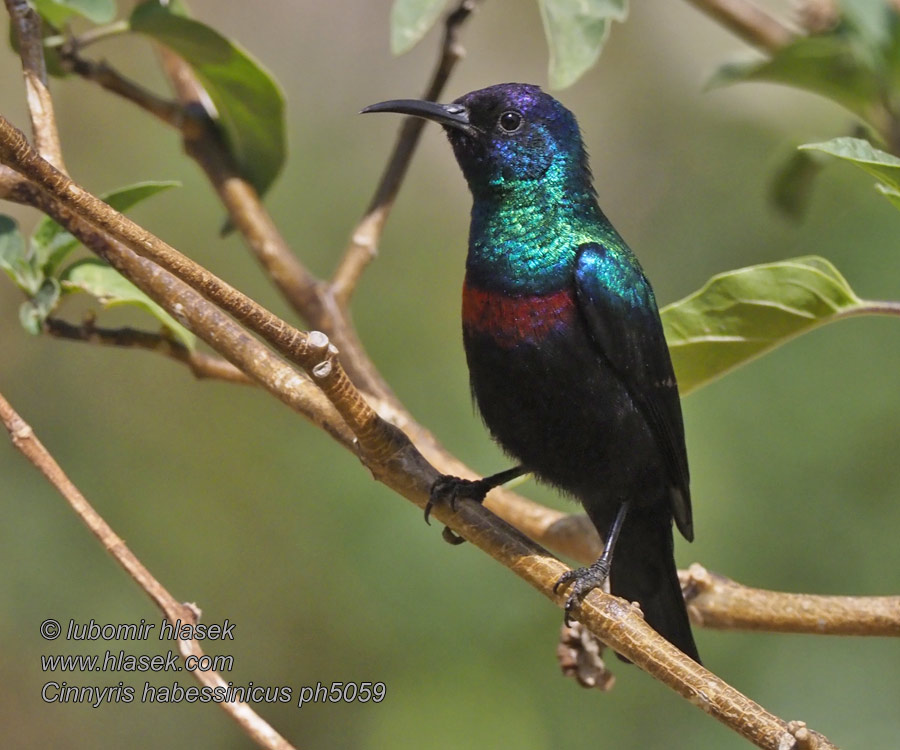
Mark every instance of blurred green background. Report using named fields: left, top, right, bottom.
left=2, top=1, right=899, bottom=748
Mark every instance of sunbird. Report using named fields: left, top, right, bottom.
left=363, top=83, right=700, bottom=662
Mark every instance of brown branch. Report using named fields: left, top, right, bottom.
left=5, top=0, right=66, bottom=170
left=0, top=389, right=296, bottom=750
left=681, top=0, right=795, bottom=52
left=330, top=0, right=478, bottom=307
left=682, top=564, right=900, bottom=636
left=44, top=316, right=253, bottom=384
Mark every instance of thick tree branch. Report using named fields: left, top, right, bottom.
left=682, top=565, right=900, bottom=636
left=5, top=0, right=66, bottom=170
left=331, top=0, right=478, bottom=307
left=0, top=389, right=296, bottom=750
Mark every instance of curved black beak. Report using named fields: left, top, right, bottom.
left=360, top=98, right=479, bottom=137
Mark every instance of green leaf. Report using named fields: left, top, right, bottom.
left=33, top=0, right=116, bottom=26
left=662, top=257, right=864, bottom=395
left=19, top=278, right=60, bottom=335
left=390, top=0, right=448, bottom=55
left=129, top=1, right=286, bottom=198
left=31, top=180, right=180, bottom=274
left=0, top=215, right=41, bottom=294
left=800, top=136, right=900, bottom=209
left=708, top=35, right=884, bottom=130
left=61, top=258, right=195, bottom=349
left=538, top=0, right=628, bottom=89
left=102, top=179, right=183, bottom=213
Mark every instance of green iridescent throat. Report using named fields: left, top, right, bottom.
left=465, top=158, right=619, bottom=295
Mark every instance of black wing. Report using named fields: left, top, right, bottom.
left=574, top=242, right=693, bottom=540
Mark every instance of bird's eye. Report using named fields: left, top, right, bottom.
left=498, top=111, right=523, bottom=133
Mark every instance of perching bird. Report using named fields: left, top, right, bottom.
left=362, top=83, right=700, bottom=663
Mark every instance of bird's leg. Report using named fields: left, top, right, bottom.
left=554, top=500, right=631, bottom=622
left=425, top=465, right=527, bottom=524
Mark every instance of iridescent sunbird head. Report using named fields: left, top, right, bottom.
left=362, top=83, right=592, bottom=197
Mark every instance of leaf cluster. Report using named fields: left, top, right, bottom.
left=1, top=181, right=193, bottom=345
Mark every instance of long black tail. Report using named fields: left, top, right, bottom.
left=609, top=509, right=700, bottom=664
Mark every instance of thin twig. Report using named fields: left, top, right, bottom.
left=681, top=0, right=795, bottom=52
left=682, top=564, right=900, bottom=636
left=0, top=389, right=296, bottom=750
left=5, top=0, right=66, bottom=170
left=851, top=300, right=900, bottom=317
left=331, top=0, right=478, bottom=307
left=58, top=51, right=189, bottom=132
left=44, top=317, right=253, bottom=384
left=45, top=20, right=130, bottom=51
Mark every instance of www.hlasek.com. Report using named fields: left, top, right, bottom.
left=39, top=617, right=386, bottom=708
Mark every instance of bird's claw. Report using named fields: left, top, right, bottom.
left=425, top=474, right=490, bottom=525
left=553, top=559, right=612, bottom=625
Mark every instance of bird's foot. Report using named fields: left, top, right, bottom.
left=553, top=559, right=612, bottom=624
left=425, top=474, right=492, bottom=525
